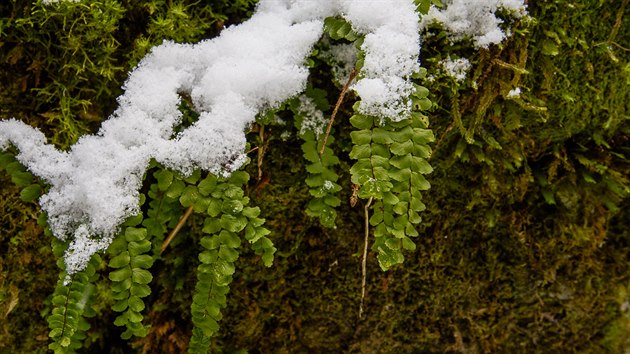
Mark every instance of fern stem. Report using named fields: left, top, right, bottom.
left=59, top=274, right=75, bottom=339
left=161, top=206, right=194, bottom=254
left=257, top=125, right=265, bottom=182
left=359, top=196, right=373, bottom=319
left=319, top=68, right=358, bottom=157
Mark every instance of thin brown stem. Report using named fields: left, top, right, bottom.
left=257, top=126, right=265, bottom=181
left=608, top=0, right=628, bottom=44
left=160, top=206, right=194, bottom=254
left=245, top=146, right=259, bottom=155
left=432, top=121, right=455, bottom=157
left=359, top=196, right=373, bottom=319
left=319, top=68, right=358, bottom=157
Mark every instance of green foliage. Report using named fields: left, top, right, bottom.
left=144, top=168, right=185, bottom=255
left=349, top=86, right=435, bottom=270
left=126, top=0, right=257, bottom=66
left=289, top=88, right=343, bottom=228
left=324, top=16, right=360, bottom=42
left=0, top=151, right=34, bottom=188
left=189, top=171, right=273, bottom=353
left=1, top=1, right=628, bottom=353
left=47, top=239, right=100, bottom=353
left=0, top=0, right=256, bottom=148
left=414, top=0, right=441, bottom=15
left=1, top=0, right=126, bottom=146
left=301, top=133, right=343, bottom=228
left=107, top=224, right=154, bottom=339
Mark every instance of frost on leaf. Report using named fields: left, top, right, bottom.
left=42, top=0, right=79, bottom=5
left=0, top=0, right=422, bottom=273
left=327, top=43, right=359, bottom=87
left=297, top=95, right=328, bottom=138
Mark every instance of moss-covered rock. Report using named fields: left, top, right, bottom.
left=0, top=0, right=628, bottom=353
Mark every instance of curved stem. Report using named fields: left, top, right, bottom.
left=319, top=68, right=358, bottom=157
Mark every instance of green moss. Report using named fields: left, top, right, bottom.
left=0, top=171, right=56, bottom=353
left=0, top=0, right=628, bottom=353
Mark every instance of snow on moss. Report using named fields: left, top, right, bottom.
left=507, top=87, right=522, bottom=98
left=0, top=0, right=422, bottom=274
left=420, top=0, right=527, bottom=48
left=42, top=0, right=79, bottom=4
left=440, top=57, right=472, bottom=82
left=348, top=1, right=420, bottom=120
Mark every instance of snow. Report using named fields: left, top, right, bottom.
left=420, top=0, right=527, bottom=48
left=440, top=57, right=471, bottom=82
left=349, top=1, right=421, bottom=120
left=326, top=43, right=358, bottom=86
left=297, top=95, right=327, bottom=138
left=0, top=0, right=422, bottom=274
left=507, top=87, right=522, bottom=98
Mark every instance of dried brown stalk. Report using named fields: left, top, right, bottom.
left=359, top=196, right=373, bottom=319
left=160, top=206, right=194, bottom=254
left=319, top=68, right=358, bottom=157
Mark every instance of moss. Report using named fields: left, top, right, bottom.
left=0, top=0, right=628, bottom=353
left=0, top=171, right=56, bottom=353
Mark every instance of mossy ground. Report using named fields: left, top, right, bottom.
left=1, top=0, right=628, bottom=353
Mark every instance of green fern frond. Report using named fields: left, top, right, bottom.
left=301, top=132, right=343, bottom=228
left=189, top=170, right=273, bottom=353
left=144, top=168, right=185, bottom=255
left=107, top=225, right=154, bottom=339
left=48, top=239, right=100, bottom=353
left=349, top=83, right=435, bottom=270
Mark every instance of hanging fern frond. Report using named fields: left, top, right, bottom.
left=108, top=224, right=154, bottom=339
left=48, top=239, right=100, bottom=353
left=301, top=132, right=343, bottom=228
left=188, top=170, right=273, bottom=353
left=349, top=82, right=435, bottom=270
left=144, top=168, right=185, bottom=256
left=289, top=88, right=343, bottom=228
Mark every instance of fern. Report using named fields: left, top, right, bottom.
left=324, top=16, right=360, bottom=42
left=349, top=83, right=435, bottom=270
left=0, top=152, right=101, bottom=352
left=48, top=239, right=100, bottom=353
left=108, top=222, right=154, bottom=339
left=188, top=170, right=274, bottom=353
left=0, top=151, right=34, bottom=189
left=0, top=2, right=441, bottom=352
left=289, top=89, right=343, bottom=228
left=143, top=168, right=185, bottom=255
left=301, top=132, right=343, bottom=228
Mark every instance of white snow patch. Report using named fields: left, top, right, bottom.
left=348, top=1, right=421, bottom=120
left=440, top=57, right=472, bottom=82
left=420, top=0, right=527, bottom=48
left=327, top=43, right=358, bottom=86
left=297, top=95, right=328, bottom=137
left=507, top=87, right=521, bottom=98
left=0, top=0, right=422, bottom=273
